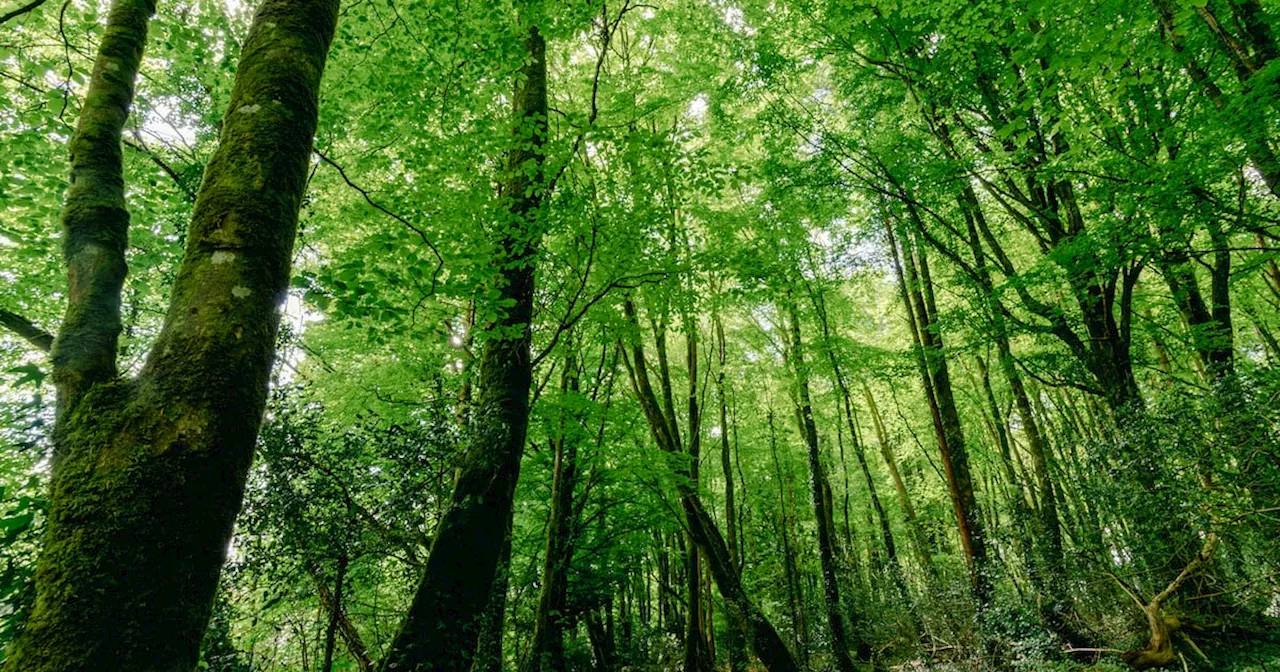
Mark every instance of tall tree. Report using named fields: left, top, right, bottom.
left=784, top=301, right=858, bottom=672
left=4, top=0, right=341, bottom=667
left=622, top=298, right=801, bottom=672
left=377, top=14, right=550, bottom=672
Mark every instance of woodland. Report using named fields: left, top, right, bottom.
left=1, top=0, right=1280, bottom=670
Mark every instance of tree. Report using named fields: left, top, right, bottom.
left=377, top=10, right=550, bottom=671
left=2, top=0, right=341, bottom=668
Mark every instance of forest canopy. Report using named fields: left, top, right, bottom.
left=1, top=0, right=1280, bottom=670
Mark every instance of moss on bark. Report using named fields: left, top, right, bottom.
left=5, top=1, right=340, bottom=669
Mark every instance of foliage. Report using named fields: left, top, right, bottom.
left=3, top=0, right=1280, bottom=669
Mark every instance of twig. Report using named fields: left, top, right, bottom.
left=1188, top=570, right=1280, bottom=601
left=124, top=136, right=197, bottom=202
left=313, top=148, right=443, bottom=296
left=1177, top=632, right=1210, bottom=664
left=0, top=0, right=47, bottom=25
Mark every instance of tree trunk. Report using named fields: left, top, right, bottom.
left=769, top=409, right=808, bottom=666
left=888, top=220, right=991, bottom=605
left=312, top=563, right=374, bottom=672
left=378, top=20, right=548, bottom=672
left=623, top=299, right=800, bottom=672
left=321, top=553, right=348, bottom=672
left=785, top=303, right=858, bottom=672
left=681, top=318, right=714, bottom=672
left=5, top=0, right=339, bottom=669
left=524, top=358, right=583, bottom=672
left=861, top=382, right=936, bottom=579
left=714, top=311, right=750, bottom=672
left=1155, top=243, right=1235, bottom=380
left=471, top=524, right=512, bottom=672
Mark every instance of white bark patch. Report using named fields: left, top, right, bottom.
left=236, top=103, right=262, bottom=115
left=232, top=286, right=252, bottom=298
left=211, top=251, right=235, bottom=265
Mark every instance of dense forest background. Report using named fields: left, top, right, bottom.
left=2, top=0, right=1280, bottom=670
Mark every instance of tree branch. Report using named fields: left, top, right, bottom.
left=0, top=0, right=47, bottom=26
left=0, top=309, right=54, bottom=353
left=314, top=148, right=443, bottom=295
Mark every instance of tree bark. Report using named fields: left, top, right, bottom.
left=680, top=317, right=714, bottom=672
left=378, top=20, right=548, bottom=672
left=5, top=0, right=340, bottom=669
left=768, top=409, right=808, bottom=666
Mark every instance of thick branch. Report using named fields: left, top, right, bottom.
left=52, top=0, right=156, bottom=411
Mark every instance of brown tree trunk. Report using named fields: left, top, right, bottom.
left=311, top=562, right=374, bottom=672
left=5, top=0, right=340, bottom=669
left=888, top=220, right=991, bottom=605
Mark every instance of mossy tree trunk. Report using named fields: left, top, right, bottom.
left=4, top=0, right=341, bottom=669
left=377, top=18, right=548, bottom=672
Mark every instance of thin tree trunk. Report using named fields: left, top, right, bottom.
left=769, top=408, right=808, bottom=667
left=524, top=354, right=583, bottom=672
left=861, top=381, right=935, bottom=579
left=623, top=299, right=800, bottom=672
left=785, top=303, right=858, bottom=672
left=311, top=563, right=374, bottom=672
left=888, top=220, right=991, bottom=605
left=681, top=318, right=714, bottom=672
left=715, top=310, right=749, bottom=672
left=321, top=553, right=348, bottom=672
